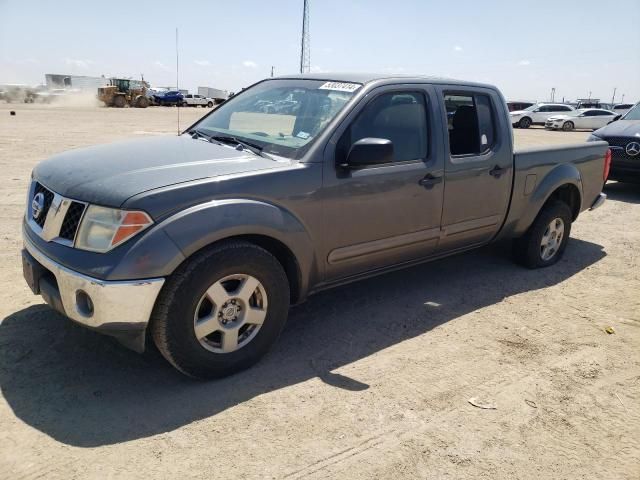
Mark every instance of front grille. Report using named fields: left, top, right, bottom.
left=604, top=136, right=637, bottom=148
left=33, top=183, right=54, bottom=228
left=59, top=201, right=86, bottom=241
left=28, top=181, right=87, bottom=246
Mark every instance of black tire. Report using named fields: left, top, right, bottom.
left=207, top=101, right=213, bottom=108
left=562, top=121, right=574, bottom=131
left=136, top=96, right=149, bottom=108
left=519, top=117, right=532, bottom=129
left=113, top=95, right=126, bottom=108
left=150, top=241, right=290, bottom=379
left=513, top=200, right=572, bottom=269
left=180, top=101, right=188, bottom=107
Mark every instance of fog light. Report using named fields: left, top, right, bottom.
left=76, top=290, right=94, bottom=317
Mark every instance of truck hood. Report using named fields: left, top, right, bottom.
left=33, top=135, right=285, bottom=206
left=593, top=119, right=640, bottom=138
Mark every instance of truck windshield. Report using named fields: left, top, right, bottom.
left=622, top=103, right=640, bottom=120
left=190, top=79, right=361, bottom=159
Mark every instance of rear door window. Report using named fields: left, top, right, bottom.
left=444, top=93, right=496, bottom=156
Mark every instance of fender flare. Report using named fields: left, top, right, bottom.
left=159, top=199, right=318, bottom=299
left=511, top=163, right=582, bottom=235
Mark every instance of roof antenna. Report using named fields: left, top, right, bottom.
left=176, top=27, right=180, bottom=135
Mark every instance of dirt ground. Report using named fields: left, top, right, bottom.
left=0, top=103, right=638, bottom=480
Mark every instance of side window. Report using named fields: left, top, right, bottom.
left=559, top=106, right=572, bottom=112
left=538, top=105, right=550, bottom=112
left=583, top=110, right=597, bottom=116
left=476, top=95, right=494, bottom=152
left=339, top=91, right=428, bottom=163
left=445, top=93, right=496, bottom=156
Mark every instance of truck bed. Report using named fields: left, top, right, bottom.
left=498, top=141, right=609, bottom=239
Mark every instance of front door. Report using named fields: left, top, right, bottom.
left=321, top=85, right=445, bottom=281
left=437, top=88, right=513, bottom=252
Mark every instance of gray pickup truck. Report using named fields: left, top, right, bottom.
left=22, top=74, right=609, bottom=378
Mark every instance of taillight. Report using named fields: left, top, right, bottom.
left=603, top=148, right=611, bottom=181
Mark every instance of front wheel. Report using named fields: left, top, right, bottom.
left=150, top=241, right=290, bottom=379
left=513, top=201, right=572, bottom=268
left=207, top=101, right=213, bottom=108
left=562, top=121, right=574, bottom=131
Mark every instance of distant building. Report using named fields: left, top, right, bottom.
left=45, top=74, right=109, bottom=91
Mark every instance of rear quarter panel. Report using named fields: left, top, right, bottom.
left=497, top=141, right=608, bottom=239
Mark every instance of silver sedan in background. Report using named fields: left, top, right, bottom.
left=545, top=108, right=619, bottom=131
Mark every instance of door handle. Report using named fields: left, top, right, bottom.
left=419, top=174, right=443, bottom=189
left=489, top=165, right=507, bottom=178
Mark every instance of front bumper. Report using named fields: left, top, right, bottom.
left=22, top=234, right=165, bottom=352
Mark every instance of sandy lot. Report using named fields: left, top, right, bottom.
left=0, top=103, right=638, bottom=480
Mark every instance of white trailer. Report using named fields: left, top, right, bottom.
left=197, top=87, right=229, bottom=104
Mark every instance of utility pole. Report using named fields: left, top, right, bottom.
left=300, top=0, right=310, bottom=74
left=621, top=94, right=625, bottom=103
left=550, top=87, right=555, bottom=102
left=611, top=87, right=617, bottom=105
left=271, top=66, right=274, bottom=78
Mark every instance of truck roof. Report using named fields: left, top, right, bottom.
left=273, top=72, right=495, bottom=89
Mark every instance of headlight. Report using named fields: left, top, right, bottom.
left=587, top=134, right=603, bottom=142
left=75, top=205, right=153, bottom=252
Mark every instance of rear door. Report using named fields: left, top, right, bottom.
left=436, top=87, right=513, bottom=252
left=321, top=84, right=445, bottom=281
left=592, top=110, right=616, bottom=128
left=533, top=105, right=551, bottom=123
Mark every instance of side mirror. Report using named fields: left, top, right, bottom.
left=343, top=138, right=394, bottom=168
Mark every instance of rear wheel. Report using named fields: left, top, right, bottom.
left=181, top=101, right=188, bottom=107
left=207, top=101, right=213, bottom=108
left=519, top=117, right=532, bottom=129
left=150, top=241, right=290, bottom=379
left=513, top=201, right=572, bottom=268
left=562, top=121, right=574, bottom=131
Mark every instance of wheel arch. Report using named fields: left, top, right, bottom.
left=160, top=199, right=318, bottom=304
left=191, top=234, right=304, bottom=304
left=504, top=163, right=583, bottom=238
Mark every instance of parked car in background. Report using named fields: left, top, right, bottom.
left=589, top=102, right=640, bottom=183
left=576, top=100, right=606, bottom=109
left=612, top=103, right=634, bottom=116
left=198, top=87, right=230, bottom=105
left=510, top=103, right=575, bottom=128
left=182, top=94, right=214, bottom=108
left=507, top=101, right=534, bottom=112
left=153, top=90, right=184, bottom=106
left=545, top=108, right=619, bottom=131
left=21, top=74, right=609, bottom=378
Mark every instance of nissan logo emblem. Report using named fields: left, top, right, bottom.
left=626, top=141, right=640, bottom=157
left=32, top=192, right=45, bottom=220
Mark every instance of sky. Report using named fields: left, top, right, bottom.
left=1, top=0, right=639, bottom=103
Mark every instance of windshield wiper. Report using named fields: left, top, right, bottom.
left=209, top=135, right=272, bottom=159
left=189, top=128, right=215, bottom=142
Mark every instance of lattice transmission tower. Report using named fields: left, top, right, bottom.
left=300, top=0, right=310, bottom=74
